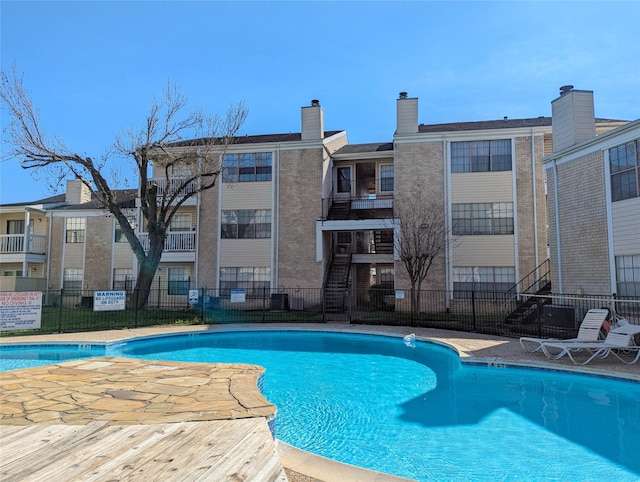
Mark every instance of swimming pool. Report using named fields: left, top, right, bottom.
left=2, top=330, right=639, bottom=481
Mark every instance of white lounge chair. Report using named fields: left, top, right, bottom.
left=540, top=330, right=640, bottom=365
left=519, top=308, right=610, bottom=353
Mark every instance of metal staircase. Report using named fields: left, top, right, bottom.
left=323, top=250, right=352, bottom=313
left=503, top=259, right=552, bottom=324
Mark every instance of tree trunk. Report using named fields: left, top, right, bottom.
left=132, top=238, right=164, bottom=309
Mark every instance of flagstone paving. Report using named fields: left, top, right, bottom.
left=0, top=357, right=276, bottom=425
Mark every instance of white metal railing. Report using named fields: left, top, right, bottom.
left=138, top=232, right=196, bottom=252
left=148, top=178, right=198, bottom=197
left=0, top=234, right=46, bottom=254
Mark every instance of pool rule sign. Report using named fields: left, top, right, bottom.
left=0, top=291, right=42, bottom=331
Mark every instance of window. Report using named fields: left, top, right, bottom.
left=222, top=152, right=272, bottom=182
left=7, top=220, right=24, bottom=234
left=337, top=167, right=351, bottom=193
left=453, top=266, right=516, bottom=299
left=220, top=267, right=270, bottom=297
left=115, top=215, right=136, bottom=243
left=63, top=268, right=83, bottom=293
left=65, top=217, right=86, bottom=243
left=452, top=203, right=514, bottom=235
left=616, top=255, right=640, bottom=298
left=221, top=210, right=271, bottom=239
left=170, top=213, right=192, bottom=232
left=380, top=165, right=394, bottom=192
left=113, top=268, right=134, bottom=293
left=451, top=140, right=512, bottom=173
left=610, top=140, right=639, bottom=202
left=168, top=267, right=190, bottom=295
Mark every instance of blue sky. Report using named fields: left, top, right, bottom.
left=1, top=1, right=639, bottom=204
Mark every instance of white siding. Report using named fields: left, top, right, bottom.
left=451, top=171, right=513, bottom=203
left=612, top=197, right=640, bottom=255
left=452, top=236, right=516, bottom=265
left=219, top=239, right=272, bottom=266
left=396, top=97, right=418, bottom=134
left=64, top=244, right=84, bottom=268
left=113, top=244, right=134, bottom=269
left=221, top=182, right=272, bottom=208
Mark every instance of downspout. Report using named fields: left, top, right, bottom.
left=194, top=151, right=202, bottom=288
left=23, top=209, right=31, bottom=276
left=273, top=145, right=281, bottom=290
left=511, top=138, right=520, bottom=285
left=551, top=160, right=563, bottom=292
left=530, top=129, right=539, bottom=270
left=602, top=149, right=616, bottom=294
left=46, top=210, right=53, bottom=289
left=194, top=189, right=201, bottom=288
left=443, top=136, right=451, bottom=309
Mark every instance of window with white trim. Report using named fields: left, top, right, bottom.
left=610, top=139, right=639, bottom=202
left=451, top=139, right=512, bottom=173
left=221, top=210, right=271, bottom=239
left=380, top=165, right=394, bottom=192
left=113, top=268, right=134, bottom=292
left=222, top=152, right=272, bottom=182
left=220, top=267, right=270, bottom=297
left=63, top=268, right=83, bottom=293
left=170, top=213, right=192, bottom=232
left=168, top=267, right=190, bottom=295
left=65, top=218, right=86, bottom=243
left=452, top=203, right=514, bottom=235
left=115, top=215, right=136, bottom=242
left=453, top=266, right=515, bottom=299
left=616, top=255, right=640, bottom=298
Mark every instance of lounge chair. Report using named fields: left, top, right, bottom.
left=519, top=308, right=610, bottom=353
left=540, top=330, right=640, bottom=365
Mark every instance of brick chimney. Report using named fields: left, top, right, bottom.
left=396, top=91, right=418, bottom=135
left=301, top=99, right=324, bottom=141
left=65, top=179, right=92, bottom=205
left=551, top=85, right=596, bottom=151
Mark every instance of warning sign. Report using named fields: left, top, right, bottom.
left=0, top=291, right=42, bottom=331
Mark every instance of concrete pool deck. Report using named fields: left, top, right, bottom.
left=1, top=322, right=639, bottom=481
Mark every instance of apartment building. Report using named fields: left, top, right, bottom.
left=0, top=92, right=631, bottom=311
left=544, top=87, right=640, bottom=297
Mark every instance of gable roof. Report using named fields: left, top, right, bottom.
left=169, top=130, right=345, bottom=147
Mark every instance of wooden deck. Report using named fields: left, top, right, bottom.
left=1, top=419, right=286, bottom=481
left=0, top=357, right=287, bottom=481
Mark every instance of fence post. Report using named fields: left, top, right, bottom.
left=263, top=286, right=267, bottom=323
left=134, top=288, right=139, bottom=329
left=200, top=287, right=205, bottom=323
left=471, top=290, right=477, bottom=332
left=58, top=289, right=63, bottom=333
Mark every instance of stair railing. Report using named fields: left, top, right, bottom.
left=501, top=259, right=551, bottom=316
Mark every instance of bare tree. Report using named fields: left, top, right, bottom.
left=392, top=194, right=451, bottom=314
left=1, top=68, right=248, bottom=308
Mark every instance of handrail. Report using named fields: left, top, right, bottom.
left=501, top=258, right=550, bottom=315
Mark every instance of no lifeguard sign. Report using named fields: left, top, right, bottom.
left=93, top=291, right=126, bottom=311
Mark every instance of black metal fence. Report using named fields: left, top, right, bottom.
left=1, top=287, right=638, bottom=338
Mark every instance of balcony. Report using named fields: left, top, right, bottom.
left=0, top=234, right=46, bottom=254
left=147, top=178, right=198, bottom=198
left=323, top=194, right=394, bottom=221
left=138, top=232, right=196, bottom=252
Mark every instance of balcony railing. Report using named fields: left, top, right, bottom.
left=138, top=232, right=196, bottom=252
left=323, top=193, right=394, bottom=221
left=147, top=178, right=198, bottom=198
left=0, top=234, right=46, bottom=254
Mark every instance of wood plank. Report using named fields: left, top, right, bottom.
left=1, top=420, right=286, bottom=482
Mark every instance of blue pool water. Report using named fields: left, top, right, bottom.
left=2, top=331, right=639, bottom=481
